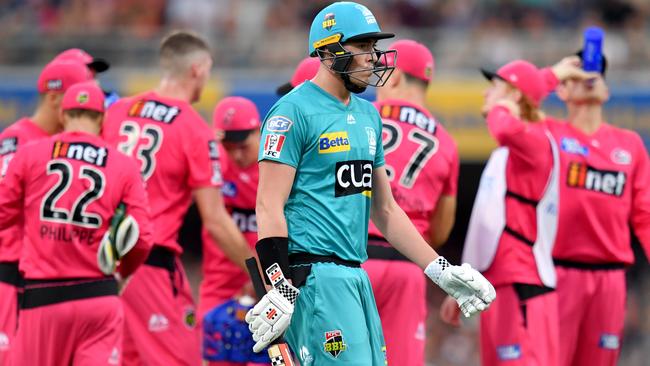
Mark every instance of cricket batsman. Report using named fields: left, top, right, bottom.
left=246, top=2, right=495, bottom=365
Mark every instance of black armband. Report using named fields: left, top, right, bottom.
left=255, top=237, right=291, bottom=286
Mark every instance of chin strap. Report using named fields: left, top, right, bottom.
left=341, top=73, right=367, bottom=94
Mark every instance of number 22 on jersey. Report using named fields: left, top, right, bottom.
left=117, top=121, right=164, bottom=180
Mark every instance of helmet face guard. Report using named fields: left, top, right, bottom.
left=316, top=41, right=397, bottom=93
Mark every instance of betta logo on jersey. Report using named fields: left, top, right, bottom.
left=335, top=160, right=372, bottom=197
left=319, top=131, right=350, bottom=154
left=379, top=104, right=436, bottom=134
left=128, top=99, right=180, bottom=124
left=51, top=141, right=108, bottom=167
left=0, top=137, right=17, bottom=155
left=323, top=330, right=347, bottom=358
left=567, top=162, right=627, bottom=196
left=322, top=13, right=336, bottom=30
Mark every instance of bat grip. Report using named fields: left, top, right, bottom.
left=245, top=257, right=267, bottom=298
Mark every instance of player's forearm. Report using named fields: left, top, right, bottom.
left=205, top=215, right=253, bottom=271
left=372, top=202, right=438, bottom=269
left=256, top=197, right=289, bottom=240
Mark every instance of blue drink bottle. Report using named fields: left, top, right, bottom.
left=582, top=27, right=604, bottom=72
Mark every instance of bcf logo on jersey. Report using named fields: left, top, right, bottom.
left=263, top=134, right=285, bottom=159
left=335, top=160, right=372, bottom=197
left=266, top=116, right=293, bottom=132
left=319, top=131, right=350, bottom=154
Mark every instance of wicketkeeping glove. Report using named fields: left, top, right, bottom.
left=245, top=288, right=296, bottom=353
left=97, top=203, right=140, bottom=275
left=425, top=257, right=496, bottom=318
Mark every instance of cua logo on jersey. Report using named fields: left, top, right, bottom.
left=128, top=99, right=180, bottom=124
left=379, top=104, right=436, bottom=134
left=322, top=13, right=336, bottom=30
left=51, top=141, right=108, bottom=167
left=263, top=134, right=285, bottom=158
left=567, top=162, right=626, bottom=196
left=0, top=137, right=17, bottom=155
left=319, top=131, right=350, bottom=154
left=335, top=160, right=372, bottom=197
left=323, top=330, right=347, bottom=358
left=266, top=116, right=293, bottom=132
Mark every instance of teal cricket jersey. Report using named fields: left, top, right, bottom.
left=258, top=81, right=385, bottom=263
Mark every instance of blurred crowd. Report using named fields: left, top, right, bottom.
left=1, top=0, right=649, bottom=70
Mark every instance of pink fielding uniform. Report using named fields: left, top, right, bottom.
left=545, top=118, right=650, bottom=366
left=477, top=106, right=559, bottom=366
left=0, top=118, right=49, bottom=365
left=199, top=146, right=258, bottom=319
left=199, top=147, right=266, bottom=366
left=364, top=99, right=459, bottom=366
left=0, top=130, right=153, bottom=366
left=103, top=91, right=222, bottom=366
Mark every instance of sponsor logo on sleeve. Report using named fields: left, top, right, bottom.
left=611, top=148, right=631, bottom=165
left=567, top=162, right=627, bottom=196
left=211, top=162, right=222, bottom=185
left=266, top=116, right=293, bottom=132
left=335, top=160, right=373, bottom=197
left=323, top=330, right=347, bottom=358
left=496, top=344, right=522, bottom=360
left=561, top=137, right=589, bottom=156
left=208, top=140, right=220, bottom=160
left=0, top=137, right=18, bottom=155
left=263, top=134, right=286, bottom=159
left=599, top=334, right=620, bottom=350
left=319, top=131, right=350, bottom=154
left=128, top=99, right=180, bottom=124
left=365, top=127, right=377, bottom=156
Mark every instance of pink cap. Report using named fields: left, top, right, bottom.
left=386, top=40, right=434, bottom=82
left=481, top=60, right=545, bottom=107
left=277, top=58, right=320, bottom=95
left=37, top=60, right=93, bottom=93
left=55, top=48, right=110, bottom=73
left=61, top=81, right=105, bottom=113
left=213, top=97, right=260, bottom=142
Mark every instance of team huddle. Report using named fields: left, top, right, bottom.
left=0, top=1, right=648, bottom=366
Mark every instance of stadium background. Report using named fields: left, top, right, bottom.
left=0, top=0, right=648, bottom=364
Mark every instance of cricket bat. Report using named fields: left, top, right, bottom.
left=245, top=257, right=295, bottom=366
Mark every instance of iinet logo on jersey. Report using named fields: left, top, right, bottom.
left=128, top=99, right=180, bottom=124
left=567, top=162, right=626, bottom=197
left=51, top=141, right=108, bottom=167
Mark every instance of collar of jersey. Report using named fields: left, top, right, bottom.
left=303, top=80, right=356, bottom=111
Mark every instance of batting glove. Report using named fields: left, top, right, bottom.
left=97, top=203, right=140, bottom=275
left=245, top=288, right=295, bottom=353
left=425, top=257, right=496, bottom=318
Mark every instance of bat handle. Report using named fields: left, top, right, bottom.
left=245, top=257, right=267, bottom=298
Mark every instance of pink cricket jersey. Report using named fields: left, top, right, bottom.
left=547, top=119, right=650, bottom=264
left=0, top=131, right=153, bottom=279
left=200, top=145, right=258, bottom=307
left=368, top=99, right=459, bottom=240
left=482, top=106, right=554, bottom=286
left=103, top=91, right=222, bottom=254
left=0, top=118, right=51, bottom=262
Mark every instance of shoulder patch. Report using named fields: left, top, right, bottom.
left=266, top=116, right=293, bottom=132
